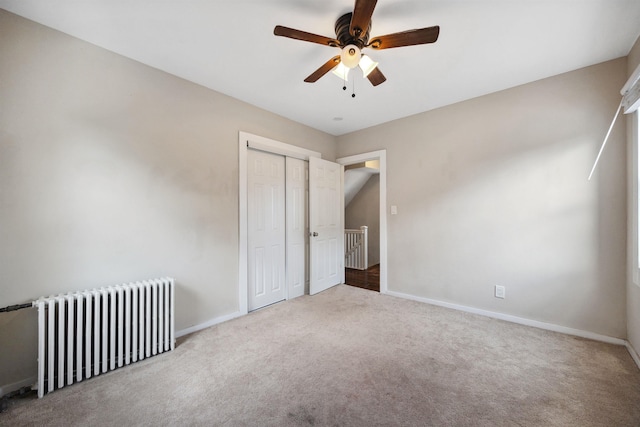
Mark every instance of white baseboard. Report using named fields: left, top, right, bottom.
left=0, top=376, right=36, bottom=398
left=625, top=342, right=640, bottom=370
left=176, top=311, right=243, bottom=338
left=386, top=290, right=627, bottom=346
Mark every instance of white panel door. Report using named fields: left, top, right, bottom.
left=248, top=149, right=286, bottom=311
left=309, top=157, right=344, bottom=295
left=286, top=158, right=308, bottom=299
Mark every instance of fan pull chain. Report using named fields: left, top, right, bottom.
left=352, top=76, right=356, bottom=98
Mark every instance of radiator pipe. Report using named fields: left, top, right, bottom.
left=0, top=303, right=33, bottom=313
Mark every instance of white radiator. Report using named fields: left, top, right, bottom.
left=32, top=277, right=175, bottom=398
left=345, top=226, right=368, bottom=270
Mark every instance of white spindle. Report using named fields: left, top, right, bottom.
left=361, top=225, right=368, bottom=270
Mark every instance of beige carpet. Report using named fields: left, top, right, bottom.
left=2, top=285, right=640, bottom=426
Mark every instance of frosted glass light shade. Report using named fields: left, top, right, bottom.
left=359, top=55, right=378, bottom=77
left=332, top=62, right=349, bottom=81
left=341, top=44, right=361, bottom=69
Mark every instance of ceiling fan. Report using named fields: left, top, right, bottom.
left=274, top=0, right=440, bottom=87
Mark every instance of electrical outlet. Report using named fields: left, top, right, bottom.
left=495, top=285, right=506, bottom=299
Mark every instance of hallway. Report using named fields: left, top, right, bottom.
left=345, top=264, right=380, bottom=292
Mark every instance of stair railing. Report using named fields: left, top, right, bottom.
left=344, top=226, right=368, bottom=270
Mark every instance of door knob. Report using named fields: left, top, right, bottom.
left=312, top=232, right=318, bottom=237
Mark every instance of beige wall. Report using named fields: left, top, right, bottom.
left=345, top=175, right=380, bottom=267
left=337, top=58, right=628, bottom=338
left=0, top=10, right=335, bottom=392
left=627, top=35, right=640, bottom=356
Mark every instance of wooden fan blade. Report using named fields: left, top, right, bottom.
left=367, top=67, right=386, bottom=86
left=274, top=25, right=340, bottom=47
left=304, top=56, right=341, bottom=83
left=350, top=0, right=377, bottom=39
left=368, top=26, right=440, bottom=50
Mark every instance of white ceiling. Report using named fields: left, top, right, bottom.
left=2, top=0, right=640, bottom=136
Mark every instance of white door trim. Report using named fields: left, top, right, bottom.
left=336, top=150, right=388, bottom=294
left=239, top=132, right=321, bottom=315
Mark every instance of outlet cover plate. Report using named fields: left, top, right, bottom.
left=495, top=285, right=505, bottom=299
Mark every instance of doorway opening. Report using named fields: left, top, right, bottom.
left=337, top=150, right=387, bottom=294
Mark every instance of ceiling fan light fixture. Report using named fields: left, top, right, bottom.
left=332, top=62, right=350, bottom=81
left=340, top=44, right=361, bottom=69
left=359, top=54, right=378, bottom=77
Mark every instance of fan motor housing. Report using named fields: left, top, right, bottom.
left=335, top=13, right=370, bottom=48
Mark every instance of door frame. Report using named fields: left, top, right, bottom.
left=239, top=132, right=321, bottom=315
left=336, top=150, right=388, bottom=294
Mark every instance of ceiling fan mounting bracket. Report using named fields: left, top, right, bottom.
left=335, top=13, right=370, bottom=49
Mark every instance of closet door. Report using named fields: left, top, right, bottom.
left=247, top=149, right=286, bottom=311
left=286, top=157, right=308, bottom=299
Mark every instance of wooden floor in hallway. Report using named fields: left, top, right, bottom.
left=345, top=264, right=380, bottom=292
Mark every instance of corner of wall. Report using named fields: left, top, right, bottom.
left=626, top=35, right=640, bottom=353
